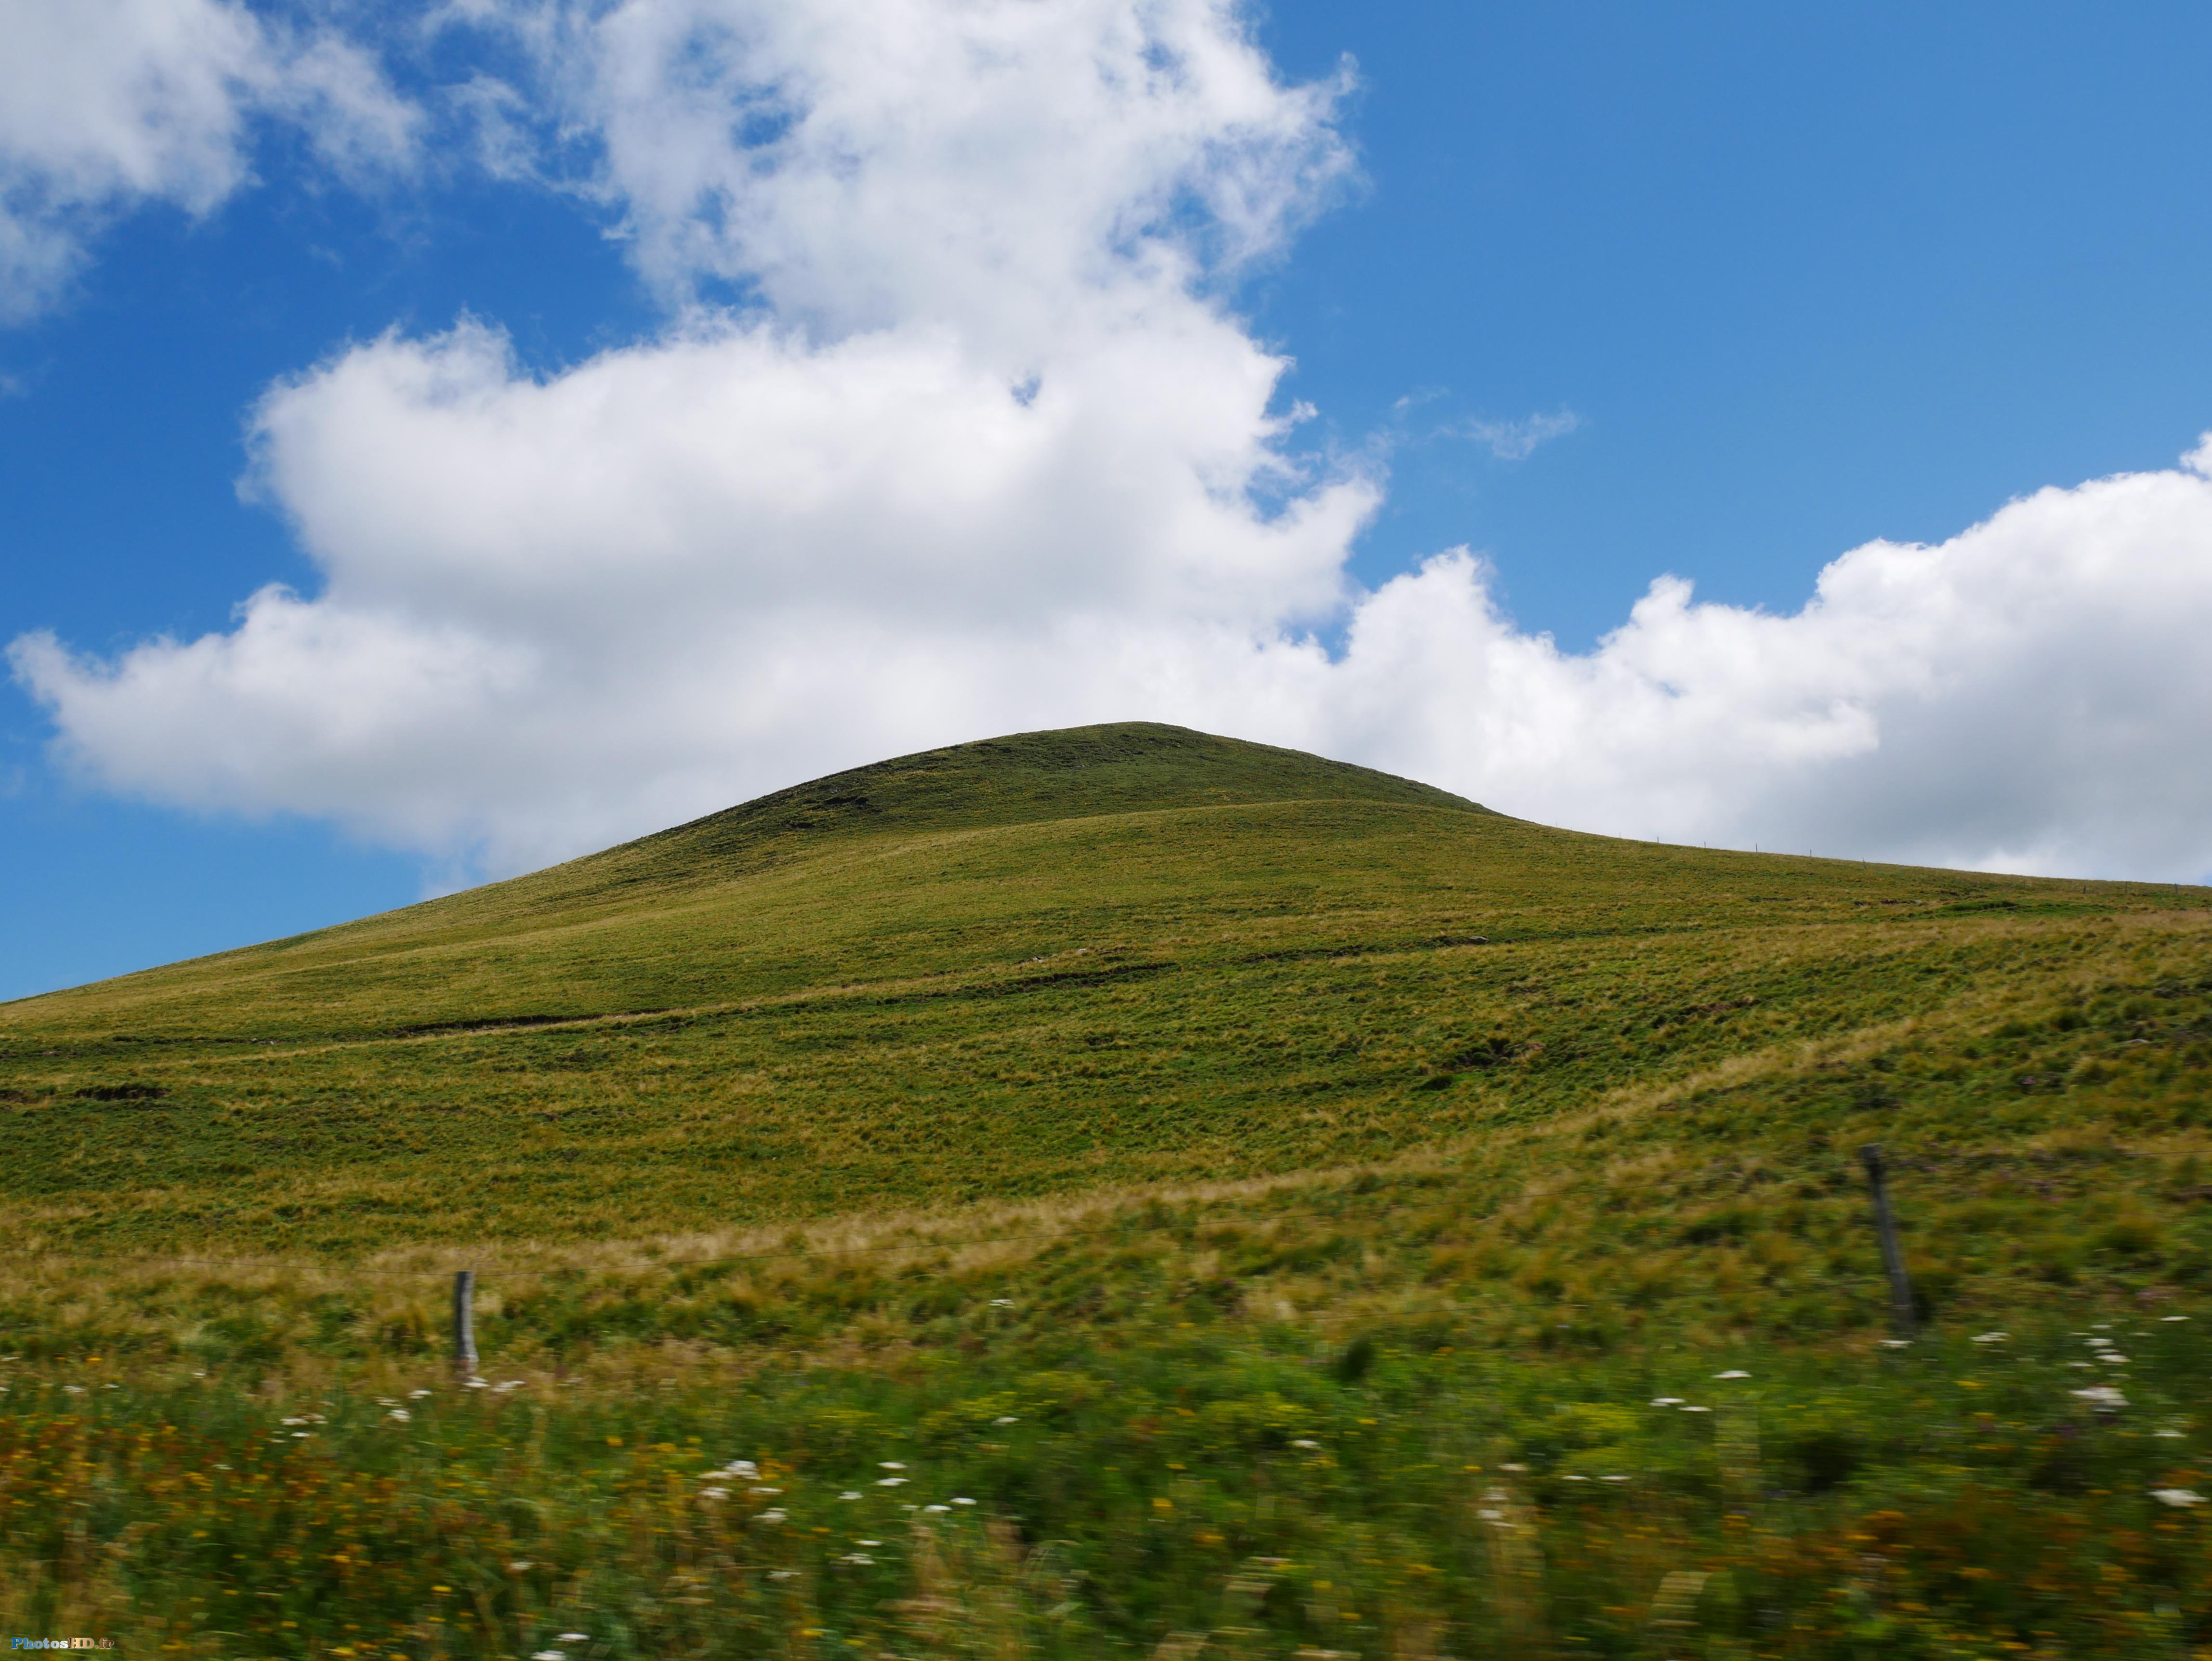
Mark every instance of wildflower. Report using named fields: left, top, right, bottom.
left=1650, top=1397, right=1684, bottom=1407
left=282, top=1417, right=309, bottom=1426
left=769, top=1570, right=796, bottom=1581
left=924, top=1504, right=949, bottom=1514
left=952, top=1497, right=975, bottom=1506
left=1878, top=1339, right=1911, bottom=1349
left=386, top=1409, right=410, bottom=1423
left=508, top=1561, right=533, bottom=1572
left=2163, top=1315, right=2190, bottom=1322
left=725, top=1460, right=760, bottom=1479
left=880, top=1461, right=907, bottom=1470
left=376, top=1397, right=397, bottom=1407
left=878, top=1476, right=907, bottom=1487
left=408, top=1389, right=432, bottom=1399
left=1681, top=1406, right=1711, bottom=1414
left=750, top=1486, right=783, bottom=1496
left=1712, top=1370, right=1750, bottom=1380
left=2087, top=1337, right=2113, bottom=1348
left=494, top=1380, right=525, bottom=1392
left=1475, top=1508, right=1503, bottom=1521
left=464, top=1378, right=488, bottom=1390
left=843, top=1554, right=875, bottom=1565
left=1601, top=1475, right=1630, bottom=1483
left=989, top=1298, right=1014, bottom=1307
left=2067, top=1361, right=2094, bottom=1369
left=839, top=1491, right=861, bottom=1501
left=2102, top=1353, right=2132, bottom=1365
left=2157, top=1430, right=2186, bottom=1438
left=2071, top=1386, right=2129, bottom=1411
left=1291, top=1439, right=1321, bottom=1450
left=754, top=1509, right=787, bottom=1525
left=700, top=1488, right=728, bottom=1501
left=557, top=1635, right=588, bottom=1644
left=63, top=1385, right=84, bottom=1395
left=1562, top=1474, right=1588, bottom=1482
left=1501, top=1463, right=1528, bottom=1472
left=532, top=1650, right=566, bottom=1660
left=993, top=1415, right=1019, bottom=1425
left=858, top=1539, right=882, bottom=1546
left=2152, top=1489, right=2206, bottom=1507
left=1971, top=1332, right=2010, bottom=1344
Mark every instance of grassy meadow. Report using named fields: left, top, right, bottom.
left=3, top=723, right=2211, bottom=1656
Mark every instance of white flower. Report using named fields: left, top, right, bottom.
left=878, top=1476, right=907, bottom=1487
left=880, top=1461, right=907, bottom=1470
left=2071, top=1386, right=2129, bottom=1410
left=1600, top=1475, right=1630, bottom=1483
left=1501, top=1463, right=1529, bottom=1472
left=1971, top=1332, right=2010, bottom=1344
left=494, top=1380, right=525, bottom=1392
left=282, top=1417, right=308, bottom=1426
left=993, top=1415, right=1019, bottom=1425
left=2152, top=1489, right=2206, bottom=1507
left=754, top=1509, right=787, bottom=1525
left=2067, top=1361, right=2094, bottom=1369
left=63, top=1385, right=84, bottom=1395
left=990, top=1299, right=1014, bottom=1307
left=508, top=1561, right=533, bottom=1572
left=2102, top=1354, right=2132, bottom=1365
left=464, top=1378, right=488, bottom=1390
left=1878, top=1339, right=1911, bottom=1349
left=2156, top=1430, right=2186, bottom=1438
left=1680, top=1406, right=1711, bottom=1414
left=839, top=1491, right=861, bottom=1501
left=409, top=1389, right=432, bottom=1399
left=750, top=1486, right=783, bottom=1496
left=377, top=1397, right=397, bottom=1407
left=1475, top=1508, right=1503, bottom=1521
left=858, top=1539, right=882, bottom=1546
left=699, top=1487, right=728, bottom=1501
left=557, top=1636, right=589, bottom=1645
left=2163, top=1315, right=2190, bottom=1322
left=924, top=1504, right=949, bottom=1514
left=726, top=1460, right=760, bottom=1479
left=1562, top=1474, right=1588, bottom=1482
left=1650, top=1397, right=1684, bottom=1407
left=1712, top=1370, right=1750, bottom=1380
left=2087, top=1337, right=2113, bottom=1348
left=292, top=1431, right=310, bottom=1438
left=532, top=1650, right=566, bottom=1660
left=1291, top=1439, right=1320, bottom=1450
left=768, top=1570, right=796, bottom=1581
left=952, top=1497, right=975, bottom=1506
left=386, top=1409, right=411, bottom=1423
left=843, top=1553, right=875, bottom=1565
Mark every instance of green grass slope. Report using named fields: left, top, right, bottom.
left=0, top=719, right=2203, bottom=1254
left=6, top=723, right=2212, bottom=1656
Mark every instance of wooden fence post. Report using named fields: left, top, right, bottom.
left=1857, top=1145, right=1917, bottom=1338
left=452, top=1269, right=478, bottom=1380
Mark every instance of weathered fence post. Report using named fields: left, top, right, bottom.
left=452, top=1269, right=478, bottom=1380
left=1857, top=1145, right=1917, bottom=1338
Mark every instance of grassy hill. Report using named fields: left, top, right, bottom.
left=4, top=722, right=2212, bottom=1655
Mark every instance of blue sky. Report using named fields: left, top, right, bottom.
left=4, top=0, right=2212, bottom=1002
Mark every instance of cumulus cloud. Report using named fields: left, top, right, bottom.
left=0, top=0, right=417, bottom=321
left=10, top=0, right=2212, bottom=887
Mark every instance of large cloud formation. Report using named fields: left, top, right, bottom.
left=11, top=0, right=2212, bottom=884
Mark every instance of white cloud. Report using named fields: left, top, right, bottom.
left=10, top=0, right=2212, bottom=888
left=1458, top=408, right=1580, bottom=461
left=0, top=0, right=418, bottom=321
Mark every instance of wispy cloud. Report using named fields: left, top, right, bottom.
left=1456, top=408, right=1581, bottom=461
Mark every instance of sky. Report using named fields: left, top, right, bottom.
left=3, top=0, right=2211, bottom=1002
